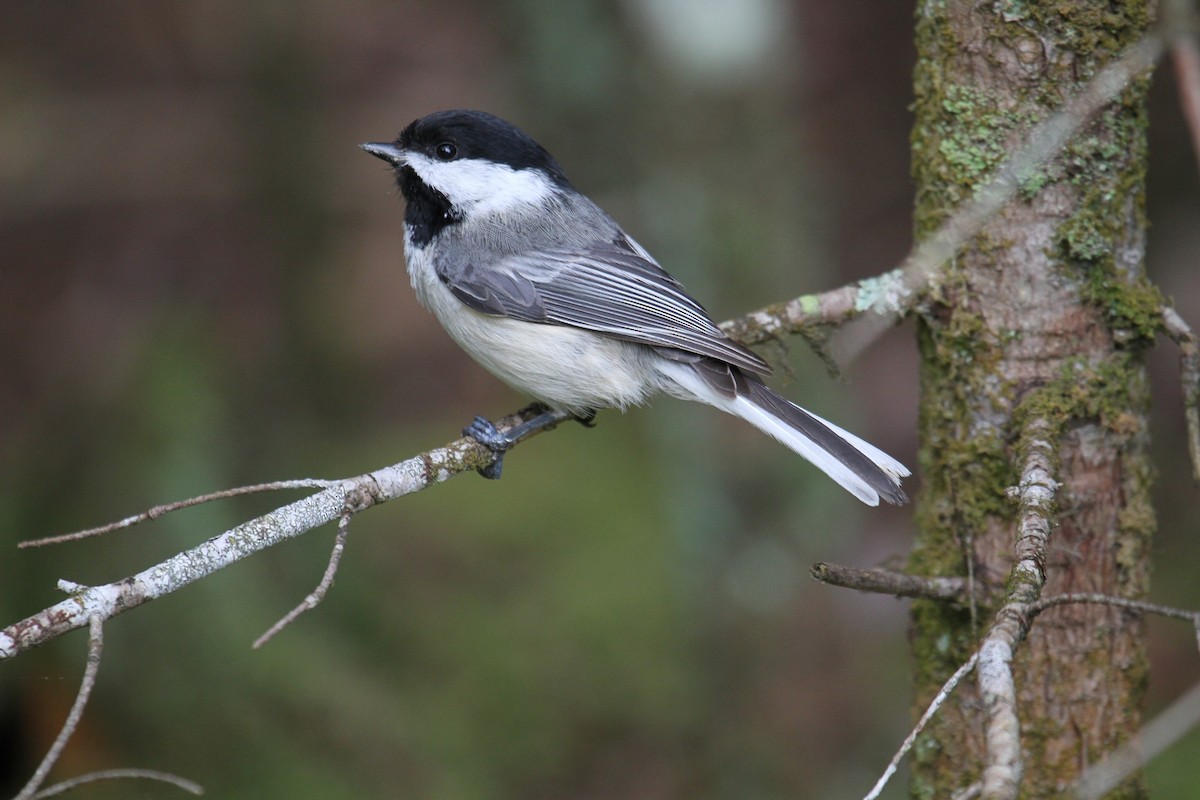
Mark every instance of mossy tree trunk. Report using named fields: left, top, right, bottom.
left=908, top=2, right=1159, bottom=797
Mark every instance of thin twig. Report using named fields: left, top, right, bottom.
left=1167, top=0, right=1200, bottom=172
left=19, top=479, right=337, bottom=549
left=1174, top=35, right=1200, bottom=171
left=810, top=562, right=969, bottom=603
left=862, top=651, right=980, bottom=800
left=252, top=484, right=377, bottom=649
left=1030, top=592, right=1200, bottom=625
left=15, top=616, right=104, bottom=800
left=31, top=769, right=204, bottom=798
left=1030, top=592, right=1200, bottom=653
left=951, top=784, right=983, bottom=800
left=1070, top=679, right=1200, bottom=799
left=1162, top=306, right=1200, bottom=482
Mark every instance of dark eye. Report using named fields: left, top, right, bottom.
left=434, top=142, right=458, bottom=161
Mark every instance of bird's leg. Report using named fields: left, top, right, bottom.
left=463, top=404, right=582, bottom=479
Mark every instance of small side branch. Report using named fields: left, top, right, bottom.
left=252, top=483, right=380, bottom=648
left=726, top=27, right=1166, bottom=367
left=721, top=267, right=915, bottom=349
left=1166, top=0, right=1200, bottom=172
left=15, top=617, right=105, bottom=800
left=1162, top=306, right=1200, bottom=481
left=1030, top=593, right=1200, bottom=654
left=863, top=651, right=981, bottom=800
left=811, top=562, right=969, bottom=603
left=19, top=479, right=336, bottom=548
left=30, top=769, right=203, bottom=799
left=1071, top=679, right=1200, bottom=799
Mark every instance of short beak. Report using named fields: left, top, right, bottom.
left=361, top=141, right=405, bottom=165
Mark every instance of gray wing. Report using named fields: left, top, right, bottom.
left=439, top=236, right=771, bottom=375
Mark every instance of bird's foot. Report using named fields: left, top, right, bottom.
left=463, top=416, right=514, bottom=479
left=463, top=405, right=594, bottom=480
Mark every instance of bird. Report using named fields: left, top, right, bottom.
left=362, top=110, right=908, bottom=505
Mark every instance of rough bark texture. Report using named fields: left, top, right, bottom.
left=908, top=2, right=1159, bottom=798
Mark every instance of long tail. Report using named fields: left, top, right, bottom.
left=658, top=360, right=909, bottom=506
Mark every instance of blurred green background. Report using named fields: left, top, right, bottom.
left=2, top=2, right=1198, bottom=798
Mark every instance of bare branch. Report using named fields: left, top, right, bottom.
left=810, top=562, right=968, bottom=603
left=1173, top=34, right=1200, bottom=171
left=1075, top=681, right=1200, bottom=796
left=976, top=634, right=1022, bottom=800
left=15, top=616, right=105, bottom=800
left=30, top=769, right=204, bottom=798
left=1030, top=592, right=1200, bottom=653
left=19, top=479, right=337, bottom=549
left=1166, top=0, right=1200, bottom=172
left=252, top=486, right=371, bottom=649
left=1070, top=680, right=1200, bottom=799
left=862, top=651, right=980, bottom=800
left=1030, top=592, right=1200, bottom=625
left=1162, top=306, right=1200, bottom=482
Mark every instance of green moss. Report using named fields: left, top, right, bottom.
left=937, top=87, right=1010, bottom=183
left=1020, top=1, right=1152, bottom=65
left=1014, top=354, right=1150, bottom=442
left=1048, top=94, right=1161, bottom=347
left=1017, top=168, right=1050, bottom=199
left=1081, top=272, right=1165, bottom=347
left=909, top=2, right=1155, bottom=795
left=916, top=83, right=1031, bottom=223
left=1060, top=211, right=1112, bottom=261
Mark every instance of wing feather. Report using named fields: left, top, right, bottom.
left=438, top=238, right=771, bottom=375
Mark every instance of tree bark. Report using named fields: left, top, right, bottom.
left=908, top=2, right=1159, bottom=797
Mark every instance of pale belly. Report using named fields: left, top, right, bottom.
left=414, top=268, right=658, bottom=413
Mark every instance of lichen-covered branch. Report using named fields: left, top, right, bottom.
left=976, top=417, right=1059, bottom=800
left=1, top=405, right=554, bottom=659
left=721, top=268, right=914, bottom=349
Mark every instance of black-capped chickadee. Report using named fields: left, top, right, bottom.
left=362, top=110, right=908, bottom=505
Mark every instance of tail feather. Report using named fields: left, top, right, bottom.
left=657, top=359, right=909, bottom=506
left=739, top=379, right=909, bottom=505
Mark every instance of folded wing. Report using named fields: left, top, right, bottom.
left=437, top=236, right=772, bottom=376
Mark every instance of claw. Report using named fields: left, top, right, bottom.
left=460, top=405, right=580, bottom=481
left=463, top=416, right=513, bottom=479
left=463, top=416, right=513, bottom=451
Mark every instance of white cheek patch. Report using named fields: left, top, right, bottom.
left=405, top=152, right=557, bottom=216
